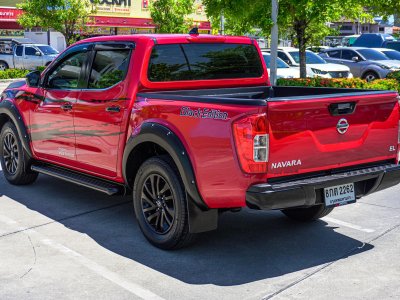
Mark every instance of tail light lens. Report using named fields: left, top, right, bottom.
left=233, top=113, right=269, bottom=173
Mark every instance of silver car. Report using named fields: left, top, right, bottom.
left=319, top=47, right=400, bottom=81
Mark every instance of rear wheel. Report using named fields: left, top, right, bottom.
left=281, top=205, right=333, bottom=222
left=133, top=156, right=195, bottom=250
left=362, top=71, right=378, bottom=82
left=0, top=61, right=8, bottom=71
left=0, top=122, right=38, bottom=185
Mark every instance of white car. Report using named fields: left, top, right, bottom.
left=262, top=52, right=299, bottom=78
left=267, top=47, right=353, bottom=78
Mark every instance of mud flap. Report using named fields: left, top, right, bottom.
left=186, top=193, right=218, bottom=233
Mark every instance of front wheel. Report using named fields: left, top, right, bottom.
left=0, top=122, right=38, bottom=185
left=362, top=71, right=378, bottom=82
left=281, top=205, right=334, bottom=222
left=133, top=156, right=195, bottom=250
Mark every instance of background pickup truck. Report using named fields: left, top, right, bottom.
left=0, top=40, right=59, bottom=71
left=1, top=34, right=400, bottom=249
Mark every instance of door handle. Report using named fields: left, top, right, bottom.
left=60, top=103, right=73, bottom=111
left=105, top=106, right=120, bottom=113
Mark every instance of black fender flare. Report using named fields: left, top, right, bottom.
left=0, top=100, right=33, bottom=158
left=122, top=122, right=218, bottom=233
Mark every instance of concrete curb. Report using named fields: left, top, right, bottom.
left=0, top=78, right=25, bottom=83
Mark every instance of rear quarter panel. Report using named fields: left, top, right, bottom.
left=130, top=96, right=269, bottom=208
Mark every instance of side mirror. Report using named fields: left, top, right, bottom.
left=352, top=56, right=359, bottom=62
left=35, top=51, right=41, bottom=56
left=26, top=70, right=41, bottom=87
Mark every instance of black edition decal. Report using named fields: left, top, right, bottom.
left=180, top=106, right=228, bottom=120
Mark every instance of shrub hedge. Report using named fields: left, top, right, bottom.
left=277, top=77, right=399, bottom=93
left=0, top=69, right=30, bottom=80
left=0, top=66, right=48, bottom=80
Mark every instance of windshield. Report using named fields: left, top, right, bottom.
left=357, top=49, right=389, bottom=61
left=263, top=54, right=289, bottom=68
left=37, top=45, right=59, bottom=55
left=382, top=50, right=400, bottom=60
left=288, top=51, right=326, bottom=64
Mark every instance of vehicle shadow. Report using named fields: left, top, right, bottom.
left=0, top=174, right=374, bottom=286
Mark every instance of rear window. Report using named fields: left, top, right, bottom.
left=148, top=43, right=263, bottom=82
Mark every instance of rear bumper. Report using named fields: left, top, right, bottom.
left=246, top=164, right=400, bottom=210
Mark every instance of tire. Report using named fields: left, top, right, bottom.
left=0, top=122, right=38, bottom=185
left=0, top=61, right=8, bottom=71
left=281, top=205, right=334, bottom=222
left=133, top=156, right=195, bottom=250
left=362, top=71, right=379, bottom=82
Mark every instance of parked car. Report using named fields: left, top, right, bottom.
left=2, top=34, right=400, bottom=249
left=267, top=47, right=353, bottom=78
left=306, top=46, right=329, bottom=53
left=372, top=48, right=400, bottom=61
left=353, top=33, right=400, bottom=51
left=319, top=47, right=400, bottom=81
left=262, top=52, right=299, bottom=78
left=0, top=40, right=59, bottom=71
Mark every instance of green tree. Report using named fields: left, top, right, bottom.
left=204, top=0, right=369, bottom=78
left=150, top=0, right=195, bottom=33
left=17, top=0, right=98, bottom=46
left=365, top=1, right=400, bottom=18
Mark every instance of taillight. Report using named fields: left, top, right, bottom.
left=233, top=113, right=269, bottom=173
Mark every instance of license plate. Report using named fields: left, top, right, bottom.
left=324, top=183, right=356, bottom=207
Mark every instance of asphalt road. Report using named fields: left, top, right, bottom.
left=0, top=165, right=399, bottom=300
left=0, top=80, right=400, bottom=299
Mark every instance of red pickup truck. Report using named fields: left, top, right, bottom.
left=1, top=34, right=400, bottom=249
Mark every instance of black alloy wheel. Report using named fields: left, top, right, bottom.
left=133, top=156, right=195, bottom=249
left=3, top=132, right=19, bottom=175
left=141, top=173, right=176, bottom=234
left=0, top=122, right=38, bottom=185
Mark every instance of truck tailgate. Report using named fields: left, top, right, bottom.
left=267, top=92, right=399, bottom=178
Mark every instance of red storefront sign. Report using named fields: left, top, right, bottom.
left=0, top=7, right=24, bottom=29
left=89, top=16, right=211, bottom=31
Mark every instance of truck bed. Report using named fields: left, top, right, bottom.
left=137, top=85, right=395, bottom=104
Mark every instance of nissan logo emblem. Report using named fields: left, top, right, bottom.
left=337, top=118, right=349, bottom=134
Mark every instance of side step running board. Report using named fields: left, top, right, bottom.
left=31, top=165, right=122, bottom=195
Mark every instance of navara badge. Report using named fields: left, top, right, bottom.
left=337, top=118, right=349, bottom=134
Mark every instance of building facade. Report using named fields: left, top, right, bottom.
left=0, top=0, right=211, bottom=38
left=330, top=17, right=393, bottom=36
left=88, top=0, right=210, bottom=35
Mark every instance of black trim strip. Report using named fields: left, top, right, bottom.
left=137, top=85, right=397, bottom=106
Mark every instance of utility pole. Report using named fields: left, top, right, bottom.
left=270, top=0, right=279, bottom=86
left=220, top=11, right=225, bottom=35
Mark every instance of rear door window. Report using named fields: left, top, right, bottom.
left=15, top=46, right=23, bottom=56
left=148, top=43, right=263, bottom=82
left=327, top=50, right=341, bottom=58
left=88, top=49, right=130, bottom=89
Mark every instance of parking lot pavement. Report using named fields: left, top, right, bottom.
left=0, top=166, right=399, bottom=300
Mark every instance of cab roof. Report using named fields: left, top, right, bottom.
left=76, top=34, right=254, bottom=45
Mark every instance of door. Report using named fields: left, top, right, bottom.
left=13, top=45, right=24, bottom=68
left=30, top=49, right=87, bottom=164
left=340, top=49, right=363, bottom=77
left=24, top=46, right=44, bottom=69
left=73, top=45, right=132, bottom=177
